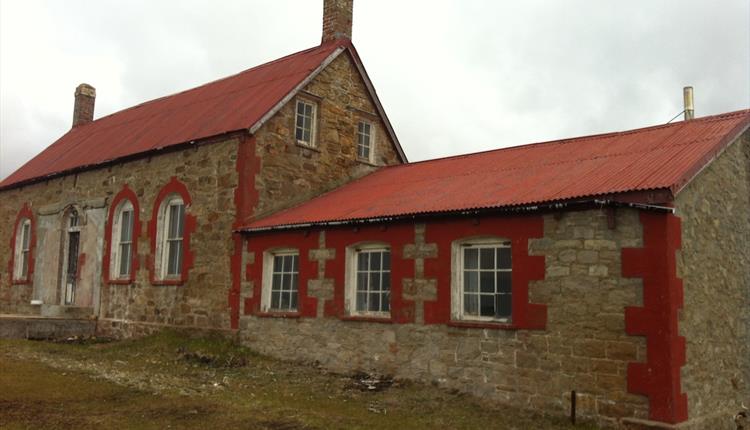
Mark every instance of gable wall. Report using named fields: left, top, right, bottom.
left=676, top=129, right=750, bottom=429
left=252, top=52, right=402, bottom=220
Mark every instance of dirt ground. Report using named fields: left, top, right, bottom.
left=0, top=331, right=602, bottom=430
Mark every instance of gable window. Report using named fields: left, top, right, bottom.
left=356, top=121, right=374, bottom=162
left=110, top=200, right=135, bottom=279
left=261, top=250, right=299, bottom=312
left=295, top=99, right=317, bottom=147
left=345, top=245, right=391, bottom=316
left=452, top=239, right=512, bottom=322
left=13, top=219, right=32, bottom=281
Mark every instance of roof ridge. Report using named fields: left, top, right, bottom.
left=382, top=108, right=750, bottom=170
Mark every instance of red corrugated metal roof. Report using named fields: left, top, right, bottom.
left=243, top=109, right=750, bottom=231
left=0, top=40, right=351, bottom=189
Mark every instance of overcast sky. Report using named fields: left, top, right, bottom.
left=1, top=0, right=748, bottom=179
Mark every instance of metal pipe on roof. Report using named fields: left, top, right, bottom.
left=683, top=87, right=695, bottom=120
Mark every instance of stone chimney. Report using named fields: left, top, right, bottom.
left=72, top=83, right=96, bottom=127
left=322, top=0, right=353, bottom=43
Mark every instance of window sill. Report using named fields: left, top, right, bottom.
left=356, top=158, right=378, bottom=167
left=340, top=315, right=393, bottom=324
left=11, top=279, right=31, bottom=286
left=108, top=279, right=135, bottom=286
left=447, top=320, right=517, bottom=330
left=255, top=311, right=302, bottom=319
left=151, top=278, right=185, bottom=286
left=295, top=141, right=321, bottom=152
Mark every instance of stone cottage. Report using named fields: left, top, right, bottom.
left=1, top=1, right=748, bottom=428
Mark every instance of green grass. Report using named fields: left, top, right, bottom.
left=0, top=331, right=605, bottom=430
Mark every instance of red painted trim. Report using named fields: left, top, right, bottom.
left=244, top=230, right=318, bottom=318
left=103, top=185, right=141, bottom=284
left=8, top=203, right=36, bottom=285
left=622, top=212, right=687, bottom=424
left=324, top=224, right=415, bottom=323
left=147, top=177, right=197, bottom=286
left=230, top=135, right=259, bottom=329
left=423, top=216, right=546, bottom=330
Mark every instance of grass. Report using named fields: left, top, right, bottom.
left=0, top=331, right=604, bottom=429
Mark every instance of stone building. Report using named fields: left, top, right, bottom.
left=1, top=1, right=748, bottom=428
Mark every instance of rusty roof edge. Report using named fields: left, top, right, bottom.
left=236, top=195, right=675, bottom=234
left=671, top=119, right=750, bottom=197
left=248, top=47, right=346, bottom=135
left=0, top=130, right=249, bottom=192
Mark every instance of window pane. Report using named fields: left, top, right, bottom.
left=497, top=247, right=511, bottom=268
left=303, top=129, right=311, bottom=143
left=119, top=243, right=131, bottom=277
left=370, top=252, right=381, bottom=270
left=281, top=274, right=290, bottom=291
left=167, top=240, right=181, bottom=275
left=369, top=292, right=380, bottom=312
left=271, top=291, right=281, bottom=309
left=295, top=126, right=304, bottom=141
left=497, top=272, right=512, bottom=294
left=358, top=122, right=365, bottom=133
left=356, top=292, right=367, bottom=311
left=280, top=292, right=290, bottom=310
left=464, top=294, right=478, bottom=316
left=290, top=292, right=298, bottom=310
left=464, top=271, right=478, bottom=292
left=21, top=252, right=29, bottom=278
left=291, top=255, right=299, bottom=272
left=363, top=147, right=370, bottom=159
left=480, top=248, right=495, bottom=270
left=272, top=273, right=281, bottom=292
left=358, top=253, right=369, bottom=271
left=274, top=256, right=283, bottom=272
left=120, top=210, right=132, bottom=242
left=283, top=255, right=293, bottom=272
left=176, top=205, right=185, bottom=238
left=464, top=248, right=478, bottom=269
left=382, top=291, right=390, bottom=312
left=168, top=205, right=179, bottom=238
left=480, top=271, right=495, bottom=293
left=381, top=274, right=390, bottom=291
left=497, top=294, right=512, bottom=318
left=382, top=252, right=390, bottom=270
left=479, top=294, right=495, bottom=317
left=297, top=101, right=305, bottom=116
left=21, top=223, right=31, bottom=249
left=369, top=273, right=381, bottom=292
left=356, top=273, right=368, bottom=292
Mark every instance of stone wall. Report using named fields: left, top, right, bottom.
left=1, top=137, right=242, bottom=332
left=676, top=130, right=750, bottom=429
left=253, top=52, right=402, bottom=219
left=239, top=209, right=650, bottom=426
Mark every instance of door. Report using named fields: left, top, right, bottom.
left=64, top=230, right=80, bottom=305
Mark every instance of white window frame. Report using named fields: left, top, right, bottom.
left=260, top=249, right=300, bottom=313
left=451, top=237, right=512, bottom=323
left=110, top=200, right=135, bottom=280
left=344, top=243, right=391, bottom=317
left=155, top=195, right=185, bottom=280
left=295, top=98, right=318, bottom=148
left=356, top=120, right=375, bottom=162
left=13, top=219, right=31, bottom=281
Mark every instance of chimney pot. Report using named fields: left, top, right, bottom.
left=73, top=83, right=96, bottom=127
left=683, top=86, right=694, bottom=121
left=322, top=0, right=353, bottom=43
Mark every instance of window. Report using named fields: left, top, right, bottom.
left=13, top=219, right=31, bottom=281
left=261, top=250, right=299, bottom=312
left=295, top=99, right=317, bottom=147
left=452, top=239, right=512, bottom=322
left=356, top=121, right=374, bottom=162
left=162, top=198, right=185, bottom=278
left=111, top=200, right=135, bottom=279
left=345, top=245, right=391, bottom=316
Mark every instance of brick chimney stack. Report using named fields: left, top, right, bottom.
left=322, top=0, right=353, bottom=43
left=72, top=83, right=96, bottom=127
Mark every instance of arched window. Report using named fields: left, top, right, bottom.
left=105, top=186, right=140, bottom=284
left=111, top=200, right=135, bottom=279
left=61, top=207, right=83, bottom=305
left=150, top=178, right=193, bottom=285
left=13, top=218, right=32, bottom=282
left=452, top=237, right=512, bottom=322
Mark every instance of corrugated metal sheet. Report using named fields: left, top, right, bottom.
left=244, top=109, right=750, bottom=230
left=0, top=42, right=346, bottom=189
